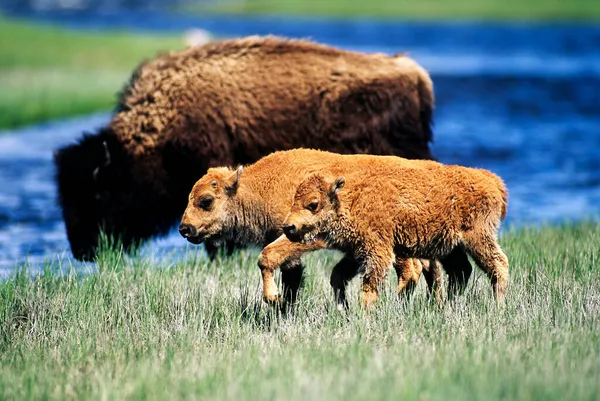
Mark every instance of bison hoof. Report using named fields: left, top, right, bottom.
left=360, top=290, right=379, bottom=309
left=263, top=293, right=283, bottom=306
left=336, top=299, right=349, bottom=313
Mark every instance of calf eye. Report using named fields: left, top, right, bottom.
left=306, top=201, right=319, bottom=212
left=198, top=196, right=214, bottom=210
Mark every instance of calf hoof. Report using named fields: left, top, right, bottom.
left=263, top=293, right=283, bottom=306
left=360, top=290, right=379, bottom=309
left=495, top=291, right=506, bottom=306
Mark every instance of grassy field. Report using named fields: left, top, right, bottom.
left=0, top=15, right=183, bottom=130
left=2, top=1, right=597, bottom=130
left=1, top=221, right=599, bottom=400
left=196, top=0, right=600, bottom=20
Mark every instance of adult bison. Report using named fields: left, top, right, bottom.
left=54, top=35, right=436, bottom=262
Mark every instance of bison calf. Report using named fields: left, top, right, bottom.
left=179, top=150, right=445, bottom=307
left=283, top=161, right=509, bottom=307
left=178, top=148, right=481, bottom=308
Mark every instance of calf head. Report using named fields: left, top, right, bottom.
left=179, top=165, right=243, bottom=245
left=283, top=173, right=345, bottom=243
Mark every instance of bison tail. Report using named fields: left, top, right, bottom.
left=494, top=175, right=509, bottom=221
left=500, top=185, right=509, bottom=220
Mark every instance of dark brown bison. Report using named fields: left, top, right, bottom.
left=54, top=35, right=436, bottom=262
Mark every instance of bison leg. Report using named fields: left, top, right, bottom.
left=359, top=250, right=395, bottom=309
left=281, top=259, right=304, bottom=305
left=440, top=247, right=473, bottom=300
left=258, top=235, right=327, bottom=305
left=329, top=254, right=361, bottom=311
left=420, top=259, right=444, bottom=305
left=395, top=258, right=444, bottom=306
left=204, top=239, right=236, bottom=260
left=394, top=257, right=421, bottom=301
left=462, top=234, right=509, bottom=303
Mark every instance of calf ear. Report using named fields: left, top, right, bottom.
left=328, top=176, right=345, bottom=200
left=225, top=165, right=243, bottom=195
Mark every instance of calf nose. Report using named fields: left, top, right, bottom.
left=282, top=224, right=297, bottom=236
left=179, top=223, right=196, bottom=238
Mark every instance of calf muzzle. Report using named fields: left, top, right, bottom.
left=179, top=223, right=197, bottom=239
left=282, top=224, right=297, bottom=237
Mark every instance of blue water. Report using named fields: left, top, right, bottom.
left=0, top=11, right=599, bottom=275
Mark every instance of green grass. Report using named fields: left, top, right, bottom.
left=1, top=221, right=599, bottom=400
left=194, top=0, right=600, bottom=20
left=0, top=15, right=184, bottom=130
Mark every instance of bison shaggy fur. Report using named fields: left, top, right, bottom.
left=54, top=35, right=435, bottom=262
left=283, top=158, right=509, bottom=308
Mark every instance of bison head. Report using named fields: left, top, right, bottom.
left=54, top=127, right=174, bottom=261
left=282, top=173, right=345, bottom=244
left=179, top=165, right=243, bottom=246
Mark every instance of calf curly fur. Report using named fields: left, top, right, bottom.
left=179, top=148, right=476, bottom=308
left=283, top=158, right=509, bottom=308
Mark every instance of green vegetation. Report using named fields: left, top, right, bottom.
left=1, top=221, right=599, bottom=400
left=0, top=15, right=183, bottom=130
left=195, top=0, right=600, bottom=20
left=2, top=0, right=597, bottom=130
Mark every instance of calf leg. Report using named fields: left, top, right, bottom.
left=258, top=234, right=327, bottom=305
left=440, top=247, right=473, bottom=299
left=395, top=257, right=444, bottom=304
left=463, top=234, right=509, bottom=303
left=360, top=251, right=395, bottom=309
left=281, top=259, right=304, bottom=305
left=330, top=254, right=361, bottom=311
left=205, top=239, right=236, bottom=260
left=394, top=258, right=421, bottom=300
left=419, top=259, right=444, bottom=305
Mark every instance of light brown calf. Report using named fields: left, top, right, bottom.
left=179, top=149, right=473, bottom=307
left=282, top=162, right=509, bottom=308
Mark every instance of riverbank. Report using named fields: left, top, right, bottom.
left=193, top=0, right=600, bottom=21
left=2, top=6, right=600, bottom=131
left=0, top=15, right=183, bottom=129
left=1, top=221, right=599, bottom=400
